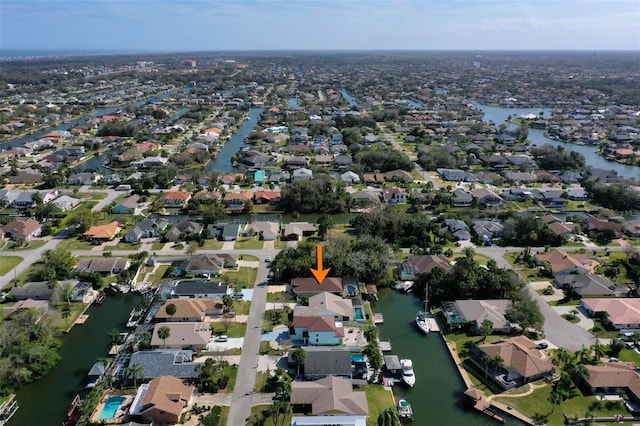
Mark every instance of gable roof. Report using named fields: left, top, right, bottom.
left=140, top=375, right=194, bottom=417
left=452, top=299, right=513, bottom=329
left=291, top=376, right=368, bottom=416
left=536, top=249, right=599, bottom=274
left=407, top=255, right=451, bottom=274
left=584, top=362, right=640, bottom=400
left=293, top=315, right=344, bottom=336
left=290, top=347, right=352, bottom=377
left=128, top=350, right=198, bottom=380
left=295, top=293, right=354, bottom=319
left=154, top=299, right=218, bottom=321
left=291, top=277, right=343, bottom=294
left=1, top=217, right=41, bottom=237
left=150, top=322, right=212, bottom=347
left=477, top=336, right=554, bottom=380
left=172, top=279, right=228, bottom=296
left=582, top=298, right=640, bottom=326
left=83, top=221, right=121, bottom=240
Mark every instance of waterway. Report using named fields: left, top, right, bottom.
left=373, top=289, right=523, bottom=426
left=340, top=89, right=360, bottom=108
left=204, top=107, right=264, bottom=174
left=474, top=103, right=640, bottom=181
left=9, top=294, right=140, bottom=426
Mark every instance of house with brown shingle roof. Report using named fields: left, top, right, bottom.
left=150, top=322, right=211, bottom=351
left=83, top=220, right=122, bottom=241
left=294, top=293, right=355, bottom=322
left=471, top=335, right=555, bottom=389
left=130, top=375, right=194, bottom=424
left=291, top=277, right=343, bottom=299
left=291, top=376, right=369, bottom=416
left=154, top=299, right=220, bottom=322
left=75, top=257, right=130, bottom=275
left=583, top=362, right=640, bottom=406
left=1, top=217, right=41, bottom=240
left=536, top=249, right=599, bottom=275
left=582, top=298, right=640, bottom=330
left=398, top=255, right=451, bottom=280
left=292, top=315, right=345, bottom=346
left=159, top=191, right=192, bottom=208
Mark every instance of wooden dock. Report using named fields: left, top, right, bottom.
left=426, top=317, right=440, bottom=332
left=74, top=315, right=89, bottom=325
left=379, top=341, right=392, bottom=351
left=373, top=313, right=384, bottom=324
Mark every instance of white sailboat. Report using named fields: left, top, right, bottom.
left=415, top=283, right=430, bottom=334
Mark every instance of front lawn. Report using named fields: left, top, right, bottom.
left=148, top=264, right=171, bottom=286
left=233, top=237, right=264, bottom=250
left=259, top=341, right=285, bottom=356
left=56, top=238, right=97, bottom=251
left=248, top=405, right=295, bottom=426
left=266, top=291, right=289, bottom=303
left=0, top=256, right=22, bottom=276
left=223, top=267, right=258, bottom=288
left=364, top=384, right=395, bottom=426
left=274, top=240, right=288, bottom=250
left=263, top=309, right=290, bottom=332
left=7, top=240, right=47, bottom=251
left=618, top=346, right=640, bottom=365
left=199, top=240, right=224, bottom=250
left=110, top=242, right=142, bottom=251
left=211, top=321, right=247, bottom=338
left=150, top=242, right=165, bottom=251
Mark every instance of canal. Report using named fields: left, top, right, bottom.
left=373, top=289, right=523, bottom=426
left=9, top=294, right=140, bottom=426
left=204, top=107, right=264, bottom=174
left=474, top=103, right=640, bottom=181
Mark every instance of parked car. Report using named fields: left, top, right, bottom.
left=265, top=256, right=272, bottom=263
left=215, top=335, right=228, bottom=342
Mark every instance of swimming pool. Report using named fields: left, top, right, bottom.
left=354, top=307, right=364, bottom=320
left=98, top=396, right=126, bottom=420
left=346, top=285, right=357, bottom=297
left=352, top=354, right=365, bottom=363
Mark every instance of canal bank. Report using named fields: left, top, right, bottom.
left=9, top=294, right=140, bottom=426
left=372, top=289, right=524, bottom=426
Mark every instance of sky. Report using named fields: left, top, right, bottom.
left=1, top=0, right=639, bottom=53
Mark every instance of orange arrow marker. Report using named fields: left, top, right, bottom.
left=310, top=244, right=330, bottom=285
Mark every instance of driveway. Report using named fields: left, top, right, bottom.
left=552, top=306, right=595, bottom=331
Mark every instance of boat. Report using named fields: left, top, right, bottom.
left=415, top=310, right=429, bottom=334
left=400, top=359, right=415, bottom=387
left=397, top=398, right=414, bottom=421
left=62, top=394, right=82, bottom=426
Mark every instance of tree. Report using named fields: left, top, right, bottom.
left=549, top=389, right=564, bottom=413
left=377, top=407, right=400, bottom=426
left=165, top=303, right=177, bottom=321
left=61, top=283, right=74, bottom=305
left=291, top=347, right=307, bottom=377
left=479, top=319, right=493, bottom=342
left=270, top=400, right=290, bottom=426
left=126, top=363, right=145, bottom=388
left=222, top=294, right=233, bottom=312
left=317, top=214, right=335, bottom=241
left=555, top=348, right=572, bottom=368
left=41, top=249, right=77, bottom=280
left=60, top=304, right=71, bottom=328
left=157, top=326, right=171, bottom=348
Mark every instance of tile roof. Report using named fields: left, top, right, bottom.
left=141, top=375, right=194, bottom=418
left=582, top=298, right=640, bottom=326
left=477, top=336, right=554, bottom=380
left=291, top=376, right=368, bottom=416
left=291, top=277, right=343, bottom=294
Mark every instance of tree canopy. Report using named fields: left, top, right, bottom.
left=354, top=147, right=415, bottom=172
left=531, top=144, right=585, bottom=170
left=279, top=174, right=350, bottom=214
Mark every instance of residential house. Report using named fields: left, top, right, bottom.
left=254, top=191, right=281, bottom=205
left=294, top=293, right=355, bottom=322
left=442, top=300, right=513, bottom=334
left=565, top=188, right=589, bottom=201
left=3, top=299, right=49, bottom=318
left=159, top=191, right=192, bottom=208
left=150, top=322, right=211, bottom=350
left=50, top=195, right=81, bottom=211
left=124, top=218, right=168, bottom=243
left=547, top=221, right=576, bottom=240
left=536, top=249, right=599, bottom=275
left=288, top=347, right=352, bottom=380
left=170, top=279, right=229, bottom=299
left=75, top=257, right=130, bottom=276
left=380, top=187, right=406, bottom=204
left=129, top=375, right=194, bottom=424
left=283, top=222, right=316, bottom=241
left=83, top=220, right=122, bottom=242
left=222, top=191, right=252, bottom=213
left=451, top=188, right=473, bottom=207
left=293, top=168, right=313, bottom=181
left=112, top=195, right=140, bottom=214
left=384, top=169, right=414, bottom=183
left=362, top=173, right=385, bottom=185
left=582, top=362, right=640, bottom=407
left=11, top=190, right=58, bottom=209
left=292, top=315, right=344, bottom=346
left=67, top=172, right=102, bottom=186
left=245, top=221, right=279, bottom=241
left=10, top=279, right=78, bottom=301
left=470, top=336, right=555, bottom=390
left=554, top=274, right=617, bottom=298
left=470, top=188, right=504, bottom=207
left=441, top=219, right=471, bottom=241
left=340, top=171, right=360, bottom=184
left=221, top=223, right=241, bottom=241
left=165, top=220, right=203, bottom=242
left=350, top=191, right=381, bottom=211
left=581, top=298, right=640, bottom=330
left=291, top=377, right=369, bottom=416
left=398, top=255, right=451, bottom=281
left=1, top=217, right=41, bottom=240
left=501, top=188, right=533, bottom=202
left=130, top=156, right=169, bottom=168
left=334, top=155, right=352, bottom=169
left=586, top=217, right=623, bottom=239
left=437, top=168, right=480, bottom=182
left=181, top=253, right=237, bottom=276
left=291, top=277, right=343, bottom=299
left=154, top=299, right=220, bottom=322
left=472, top=219, right=504, bottom=244
left=128, top=350, right=199, bottom=381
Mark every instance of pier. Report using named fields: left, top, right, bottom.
left=373, top=313, right=384, bottom=324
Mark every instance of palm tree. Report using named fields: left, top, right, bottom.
left=157, top=326, right=171, bottom=348
left=555, top=348, right=571, bottom=368
left=479, top=319, right=493, bottom=343
left=591, top=339, right=605, bottom=362
left=481, top=354, right=492, bottom=380
left=126, top=363, right=145, bottom=388
left=377, top=407, right=400, bottom=426
left=549, top=389, right=564, bottom=413
left=61, top=304, right=71, bottom=328
left=291, top=347, right=307, bottom=377
left=565, top=360, right=590, bottom=385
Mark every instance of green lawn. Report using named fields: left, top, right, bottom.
left=266, top=291, right=289, bottom=303
left=249, top=404, right=294, bottom=426
left=224, top=364, right=239, bottom=392
left=110, top=242, right=142, bottom=251
left=5, top=240, right=47, bottom=251
left=56, top=238, right=97, bottom=251
left=52, top=302, right=86, bottom=331
left=0, top=256, right=22, bottom=276
left=211, top=321, right=247, bottom=338
left=148, top=264, right=170, bottom=285
left=259, top=341, right=285, bottom=356
left=233, top=237, right=264, bottom=250
left=618, top=346, right=640, bottom=365
left=452, top=253, right=494, bottom=266
left=274, top=241, right=288, bottom=250
left=228, top=300, right=251, bottom=315
left=223, top=267, right=258, bottom=288
left=240, top=255, right=259, bottom=261
left=364, top=384, right=395, bottom=426
left=494, top=383, right=626, bottom=426
left=199, top=240, right=224, bottom=250
left=263, top=309, right=290, bottom=332
left=150, top=242, right=165, bottom=251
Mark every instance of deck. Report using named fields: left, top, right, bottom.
left=75, top=314, right=89, bottom=325
left=373, top=313, right=384, bottom=324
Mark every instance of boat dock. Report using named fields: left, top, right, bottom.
left=426, top=317, right=440, bottom=332
left=373, top=313, right=384, bottom=324
left=379, top=340, right=392, bottom=351
left=74, top=315, right=89, bottom=325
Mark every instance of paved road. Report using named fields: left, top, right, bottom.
left=227, top=256, right=270, bottom=426
left=381, top=127, right=441, bottom=189
left=475, top=246, right=597, bottom=351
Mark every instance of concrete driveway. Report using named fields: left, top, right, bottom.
left=552, top=306, right=595, bottom=331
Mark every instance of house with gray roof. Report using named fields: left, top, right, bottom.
left=451, top=188, right=472, bottom=207
left=554, top=274, right=618, bottom=298
left=10, top=279, right=78, bottom=301
left=112, top=195, right=140, bottom=214
left=165, top=220, right=203, bottom=242
left=288, top=347, right=352, bottom=380
left=170, top=279, right=229, bottom=299
left=246, top=221, right=279, bottom=241
left=472, top=219, right=504, bottom=244
left=181, top=253, right=237, bottom=276
left=283, top=222, right=316, bottom=240
left=128, top=350, right=198, bottom=381
left=442, top=299, right=513, bottom=334
left=51, top=195, right=81, bottom=211
left=124, top=218, right=168, bottom=243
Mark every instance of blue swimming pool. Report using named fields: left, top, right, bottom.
left=352, top=354, right=365, bottom=363
left=98, top=396, right=125, bottom=420
left=354, top=307, right=364, bottom=320
left=346, top=285, right=357, bottom=297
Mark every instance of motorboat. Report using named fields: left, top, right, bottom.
left=415, top=310, right=429, bottom=334
left=400, top=359, right=415, bottom=387
left=397, top=398, right=414, bottom=420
